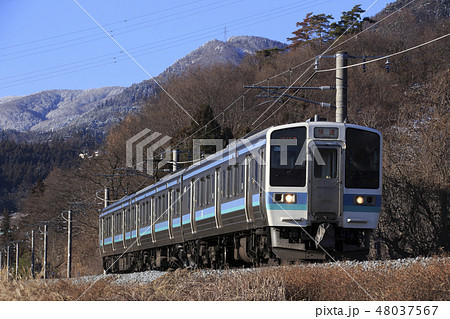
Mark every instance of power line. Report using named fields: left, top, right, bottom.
left=251, top=0, right=418, bottom=86
left=72, top=0, right=199, bottom=125
left=0, top=0, right=210, bottom=51
left=316, top=33, right=450, bottom=73
left=0, top=0, right=334, bottom=90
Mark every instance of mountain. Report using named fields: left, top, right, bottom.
left=0, top=36, right=286, bottom=138
left=160, top=36, right=286, bottom=79
left=0, top=87, right=125, bottom=133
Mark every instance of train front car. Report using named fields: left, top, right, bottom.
left=265, top=121, right=382, bottom=261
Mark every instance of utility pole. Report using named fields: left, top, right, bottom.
left=43, top=224, right=47, bottom=279
left=172, top=149, right=179, bottom=172
left=67, top=210, right=72, bottom=278
left=335, top=51, right=348, bottom=123
left=6, top=245, right=10, bottom=280
left=31, top=230, right=35, bottom=279
left=0, top=249, right=2, bottom=273
left=15, top=242, right=19, bottom=279
left=246, top=51, right=388, bottom=124
left=104, top=188, right=109, bottom=208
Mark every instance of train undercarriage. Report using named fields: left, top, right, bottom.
left=102, top=225, right=371, bottom=273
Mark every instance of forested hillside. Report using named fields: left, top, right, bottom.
left=1, top=0, right=448, bottom=276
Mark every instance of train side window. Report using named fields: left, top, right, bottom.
left=222, top=169, right=226, bottom=198
left=259, top=150, right=264, bottom=191
left=211, top=174, right=215, bottom=202
left=156, top=196, right=161, bottom=219
left=115, top=213, right=121, bottom=234
left=126, top=209, right=130, bottom=231
left=184, top=186, right=190, bottom=215
left=254, top=157, right=258, bottom=187
left=132, top=206, right=136, bottom=230
left=162, top=194, right=167, bottom=220
left=240, top=161, right=245, bottom=194
left=143, top=202, right=147, bottom=226
left=174, top=189, right=181, bottom=216
left=200, top=178, right=205, bottom=207
left=227, top=166, right=233, bottom=198
left=233, top=164, right=239, bottom=196
left=151, top=197, right=155, bottom=223
left=249, top=158, right=255, bottom=190
left=105, top=217, right=109, bottom=237
left=206, top=175, right=212, bottom=204
left=195, top=179, right=199, bottom=208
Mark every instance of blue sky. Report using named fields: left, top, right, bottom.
left=0, top=0, right=394, bottom=97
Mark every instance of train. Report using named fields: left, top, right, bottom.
left=99, top=117, right=382, bottom=272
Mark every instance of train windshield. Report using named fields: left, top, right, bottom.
left=270, top=127, right=307, bottom=187
left=345, top=128, right=380, bottom=189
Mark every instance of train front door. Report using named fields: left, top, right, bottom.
left=308, top=144, right=342, bottom=220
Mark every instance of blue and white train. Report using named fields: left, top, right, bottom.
left=99, top=117, right=382, bottom=272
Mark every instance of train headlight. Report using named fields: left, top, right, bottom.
left=356, top=196, right=364, bottom=205
left=273, top=193, right=297, bottom=204
left=284, top=194, right=296, bottom=204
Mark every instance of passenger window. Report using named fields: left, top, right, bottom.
left=227, top=167, right=233, bottom=198
left=200, top=178, right=205, bottom=207
left=162, top=194, right=167, bottom=219
left=240, top=162, right=245, bottom=194
left=222, top=170, right=226, bottom=198
left=157, top=196, right=161, bottom=219
left=234, top=165, right=239, bottom=196
left=175, top=189, right=180, bottom=216
left=206, top=175, right=211, bottom=205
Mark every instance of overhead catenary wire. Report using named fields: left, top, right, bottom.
left=251, top=0, right=418, bottom=87
left=315, top=33, right=450, bottom=74
left=0, top=0, right=335, bottom=90
left=0, top=0, right=209, bottom=51
left=170, top=0, right=415, bottom=151
left=72, top=0, right=199, bottom=125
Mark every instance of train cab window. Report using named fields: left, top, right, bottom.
left=345, top=128, right=380, bottom=189
left=314, top=148, right=338, bottom=179
left=270, top=127, right=307, bottom=187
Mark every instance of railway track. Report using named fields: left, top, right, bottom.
left=71, top=256, right=449, bottom=287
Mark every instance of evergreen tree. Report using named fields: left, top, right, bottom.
left=329, top=5, right=374, bottom=38
left=287, top=13, right=333, bottom=48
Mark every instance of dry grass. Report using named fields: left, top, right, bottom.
left=0, top=257, right=448, bottom=301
